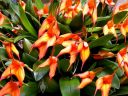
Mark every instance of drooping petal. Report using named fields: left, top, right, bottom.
left=0, top=59, right=25, bottom=84
left=105, top=0, right=115, bottom=6
left=49, top=58, right=58, bottom=79
left=38, top=58, right=50, bottom=68
left=0, top=81, right=20, bottom=96
left=101, top=84, right=111, bottom=96
left=0, top=12, right=5, bottom=26
left=80, top=42, right=90, bottom=70
left=78, top=78, right=92, bottom=89
left=11, top=43, right=20, bottom=59
left=38, top=43, right=48, bottom=60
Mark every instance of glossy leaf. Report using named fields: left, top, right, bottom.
left=0, top=47, right=8, bottom=60
left=89, top=34, right=113, bottom=49
left=19, top=5, right=37, bottom=37
left=21, top=82, right=38, bottom=96
left=59, top=77, right=80, bottom=96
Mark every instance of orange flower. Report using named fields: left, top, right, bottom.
left=95, top=74, right=114, bottom=96
left=38, top=15, right=57, bottom=37
left=1, top=41, right=20, bottom=59
left=113, top=1, right=128, bottom=14
left=38, top=56, right=58, bottom=79
left=57, top=40, right=90, bottom=70
left=79, top=42, right=90, bottom=70
left=0, top=12, right=5, bottom=26
left=83, top=0, right=97, bottom=24
left=34, top=4, right=49, bottom=18
left=103, top=20, right=117, bottom=40
left=0, top=59, right=25, bottom=85
left=75, top=71, right=95, bottom=89
left=0, top=81, right=20, bottom=96
left=19, top=1, right=26, bottom=10
left=32, top=15, right=60, bottom=60
left=59, top=0, right=81, bottom=19
left=120, top=19, right=128, bottom=42
left=93, top=50, right=115, bottom=60
left=117, top=46, right=128, bottom=77
left=100, top=0, right=115, bottom=6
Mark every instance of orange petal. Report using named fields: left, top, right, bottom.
left=0, top=81, right=20, bottom=96
left=124, top=64, right=128, bottom=77
left=105, top=0, right=115, bottom=6
left=11, top=43, right=20, bottom=59
left=0, top=59, right=25, bottom=84
left=0, top=12, right=5, bottom=26
left=32, top=33, right=50, bottom=48
left=94, top=77, right=103, bottom=96
left=101, top=84, right=111, bottom=96
left=78, top=78, right=92, bottom=89
left=67, top=52, right=77, bottom=71
left=38, top=43, right=48, bottom=60
left=80, top=42, right=90, bottom=70
left=38, top=58, right=50, bottom=68
left=49, top=58, right=58, bottom=79
left=57, top=45, right=72, bottom=57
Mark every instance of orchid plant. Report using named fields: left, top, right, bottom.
left=0, top=0, right=128, bottom=96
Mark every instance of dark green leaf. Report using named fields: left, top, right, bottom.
left=14, top=35, right=30, bottom=43
left=20, top=82, right=38, bottom=96
left=89, top=34, right=113, bottom=48
left=33, top=61, right=49, bottom=81
left=112, top=74, right=120, bottom=89
left=22, top=53, right=37, bottom=68
left=113, top=11, right=128, bottom=24
left=19, top=5, right=37, bottom=37
left=0, top=47, right=8, bottom=60
left=70, top=12, right=83, bottom=31
left=58, top=23, right=71, bottom=34
left=43, top=76, right=59, bottom=93
left=59, top=77, right=80, bottom=96
left=87, top=27, right=102, bottom=33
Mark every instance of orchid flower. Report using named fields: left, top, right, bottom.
left=19, top=0, right=26, bottom=10
left=117, top=46, right=128, bottom=77
left=75, top=71, right=95, bottom=89
left=33, top=4, right=49, bottom=18
left=0, top=59, right=25, bottom=85
left=1, top=41, right=20, bottom=59
left=59, top=0, right=82, bottom=19
left=38, top=56, right=58, bottom=79
left=100, top=0, right=115, bottom=6
left=32, top=15, right=60, bottom=60
left=0, top=12, right=5, bottom=26
left=113, top=1, right=128, bottom=15
left=0, top=81, right=20, bottom=96
left=103, top=20, right=117, bottom=40
left=95, top=74, right=114, bottom=96
left=57, top=39, right=90, bottom=70
left=83, top=0, right=97, bottom=24
left=93, top=50, right=115, bottom=60
left=120, top=18, right=128, bottom=42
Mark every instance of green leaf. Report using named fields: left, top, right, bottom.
left=42, top=76, right=59, bottom=93
left=112, top=74, right=120, bottom=89
left=85, top=16, right=111, bottom=25
left=23, top=38, right=32, bottom=53
left=89, top=34, right=113, bottom=49
left=22, top=53, right=37, bottom=68
left=20, top=82, right=38, bottom=96
left=26, top=0, right=37, bottom=17
left=0, top=47, right=8, bottom=60
left=14, top=35, right=30, bottom=43
left=113, top=11, right=128, bottom=24
left=35, top=0, right=44, bottom=9
left=59, top=77, right=80, bottom=96
left=70, top=12, right=83, bottom=31
left=58, top=59, right=70, bottom=72
left=49, top=0, right=59, bottom=15
left=112, top=86, right=128, bottom=96
left=33, top=61, right=49, bottom=81
left=19, top=5, right=37, bottom=37
left=87, top=27, right=102, bottom=33
left=58, top=23, right=71, bottom=34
